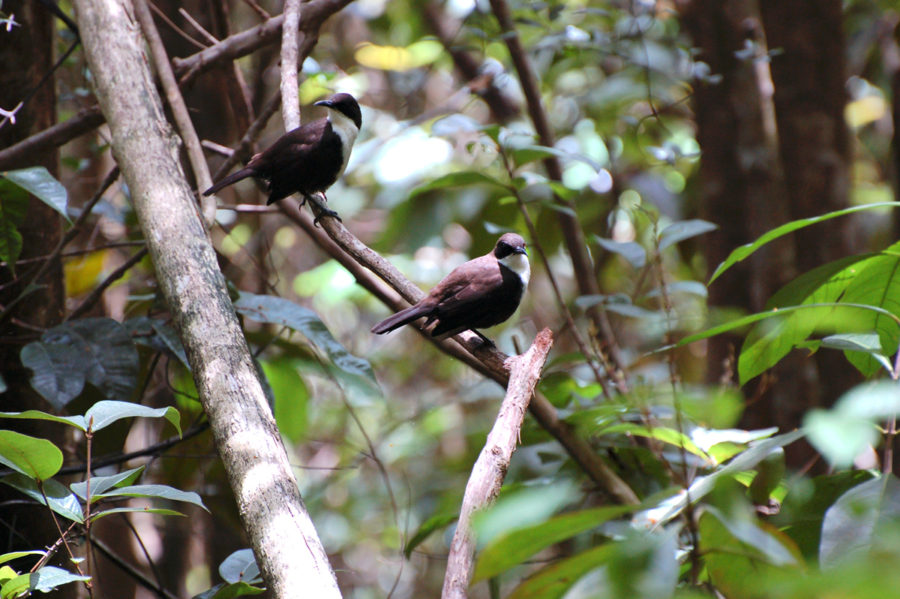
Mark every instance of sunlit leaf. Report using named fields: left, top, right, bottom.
left=0, top=551, right=44, bottom=567
left=71, top=466, right=145, bottom=501
left=84, top=401, right=181, bottom=435
left=474, top=506, right=633, bottom=582
left=0, top=430, right=63, bottom=480
left=507, top=544, right=615, bottom=599
left=820, top=475, right=900, bottom=568
left=2, top=167, right=70, bottom=222
left=219, top=549, right=262, bottom=584
left=235, top=292, right=377, bottom=387
left=708, top=202, right=900, bottom=284
left=29, top=566, right=91, bottom=592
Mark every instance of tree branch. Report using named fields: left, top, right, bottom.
left=442, top=329, right=553, bottom=599
left=72, top=0, right=341, bottom=595
left=487, top=0, right=629, bottom=387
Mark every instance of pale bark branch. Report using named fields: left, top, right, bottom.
left=280, top=0, right=303, bottom=131
left=72, top=0, right=340, bottom=596
left=442, top=329, right=554, bottom=599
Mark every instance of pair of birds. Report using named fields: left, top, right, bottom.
left=204, top=93, right=529, bottom=343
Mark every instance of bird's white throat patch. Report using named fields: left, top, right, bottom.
left=329, top=109, right=359, bottom=176
left=499, top=253, right=530, bottom=287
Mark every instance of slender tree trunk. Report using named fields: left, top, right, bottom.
left=71, top=0, right=342, bottom=596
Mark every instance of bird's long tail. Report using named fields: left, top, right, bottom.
left=203, top=167, right=256, bottom=196
left=371, top=304, right=428, bottom=334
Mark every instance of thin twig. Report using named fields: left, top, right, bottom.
left=487, top=0, right=629, bottom=384
left=148, top=1, right=208, bottom=50
left=135, top=0, right=216, bottom=226
left=92, top=536, right=179, bottom=599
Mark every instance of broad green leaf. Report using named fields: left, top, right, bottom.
left=93, top=483, right=207, bottom=511
left=408, top=171, right=509, bottom=199
left=472, top=482, right=577, bottom=546
left=595, top=423, right=708, bottom=459
left=804, top=381, right=900, bottom=467
left=738, top=254, right=883, bottom=383
left=21, top=318, right=140, bottom=408
left=124, top=316, right=190, bottom=369
left=219, top=549, right=261, bottom=584
left=0, top=474, right=84, bottom=523
left=29, top=565, right=91, bottom=592
left=820, top=475, right=900, bottom=568
left=261, top=359, right=308, bottom=443
left=704, top=506, right=798, bottom=566
left=0, top=409, right=86, bottom=429
left=594, top=237, right=647, bottom=269
left=634, top=430, right=805, bottom=528
left=235, top=292, right=377, bottom=386
left=709, top=202, right=900, bottom=284
left=509, top=144, right=604, bottom=171
left=2, top=167, right=70, bottom=222
left=89, top=507, right=185, bottom=521
left=0, top=430, right=63, bottom=480
left=20, top=341, right=86, bottom=410
left=0, top=551, right=44, bottom=566
left=820, top=333, right=884, bottom=353
left=701, top=510, right=797, bottom=599
left=84, top=401, right=181, bottom=435
left=837, top=251, right=900, bottom=376
left=1, top=572, right=30, bottom=598
left=657, top=219, right=717, bottom=251
left=70, top=466, right=145, bottom=500
left=507, top=543, right=615, bottom=599
left=404, top=511, right=457, bottom=559
left=473, top=506, right=633, bottom=582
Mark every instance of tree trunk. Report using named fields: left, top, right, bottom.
left=71, top=0, right=342, bottom=596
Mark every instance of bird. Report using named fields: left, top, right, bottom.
left=371, top=233, right=530, bottom=344
left=203, top=92, right=361, bottom=222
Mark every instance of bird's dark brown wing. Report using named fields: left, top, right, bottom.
left=247, top=119, right=329, bottom=175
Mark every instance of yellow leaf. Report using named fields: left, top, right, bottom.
left=64, top=250, right=107, bottom=297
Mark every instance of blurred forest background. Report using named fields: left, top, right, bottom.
left=3, top=0, right=900, bottom=597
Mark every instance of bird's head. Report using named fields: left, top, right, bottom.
left=493, top=233, right=528, bottom=260
left=315, top=93, right=362, bottom=131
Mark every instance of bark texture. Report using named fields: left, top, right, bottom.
left=71, top=1, right=341, bottom=596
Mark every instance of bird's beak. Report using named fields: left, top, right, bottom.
left=314, top=98, right=332, bottom=107
left=515, top=246, right=528, bottom=255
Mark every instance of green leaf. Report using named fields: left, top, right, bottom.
left=19, top=341, right=86, bottom=410
left=219, top=549, right=261, bottom=584
left=704, top=506, right=798, bottom=566
left=93, top=483, right=207, bottom=511
left=408, top=171, right=509, bottom=199
left=804, top=381, right=900, bottom=468
left=0, top=551, right=44, bottom=567
left=404, top=511, right=457, bottom=559
left=0, top=409, right=86, bottom=429
left=196, top=582, right=266, bottom=599
left=595, top=423, right=708, bottom=459
left=0, top=430, right=63, bottom=480
left=261, top=359, right=308, bottom=443
left=473, top=506, right=633, bottom=582
left=820, top=475, right=900, bottom=568
left=657, top=219, right=717, bottom=251
left=708, top=202, right=900, bottom=284
left=1, top=572, right=30, bottom=598
left=594, top=236, right=646, bottom=268
left=2, top=167, right=70, bottom=222
left=0, top=474, right=84, bottom=523
left=84, top=401, right=181, bottom=435
left=509, top=144, right=604, bottom=171
left=70, top=466, right=145, bottom=500
left=21, top=318, right=140, bottom=408
left=507, top=543, right=615, bottom=599
left=235, top=292, right=377, bottom=387
left=89, top=506, right=185, bottom=521
left=472, top=482, right=577, bottom=546
left=29, top=565, right=91, bottom=592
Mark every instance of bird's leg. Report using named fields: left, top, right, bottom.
left=471, top=330, right=495, bottom=347
left=306, top=191, right=341, bottom=227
